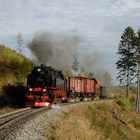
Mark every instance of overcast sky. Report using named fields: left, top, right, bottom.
left=0, top=0, right=140, bottom=84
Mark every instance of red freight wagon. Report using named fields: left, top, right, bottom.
left=86, top=79, right=94, bottom=93
left=68, top=77, right=85, bottom=93
left=67, top=77, right=96, bottom=95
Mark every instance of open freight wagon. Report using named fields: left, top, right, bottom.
left=67, top=77, right=100, bottom=101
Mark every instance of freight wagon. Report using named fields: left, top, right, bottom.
left=67, top=77, right=99, bottom=101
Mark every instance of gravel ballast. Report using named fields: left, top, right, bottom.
left=1, top=102, right=96, bottom=140
left=2, top=105, right=69, bottom=140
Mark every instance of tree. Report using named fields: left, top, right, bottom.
left=135, top=30, right=140, bottom=112
left=87, top=72, right=94, bottom=78
left=102, top=72, right=112, bottom=87
left=116, top=26, right=137, bottom=98
left=102, top=72, right=112, bottom=95
left=78, top=66, right=94, bottom=78
left=64, top=68, right=73, bottom=77
left=79, top=66, right=87, bottom=77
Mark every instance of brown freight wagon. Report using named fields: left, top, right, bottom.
left=67, top=77, right=98, bottom=99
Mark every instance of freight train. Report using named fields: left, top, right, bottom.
left=26, top=64, right=106, bottom=107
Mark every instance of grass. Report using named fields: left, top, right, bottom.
left=45, top=101, right=140, bottom=140
left=130, top=117, right=140, bottom=129
left=115, top=95, right=132, bottom=111
left=85, top=101, right=140, bottom=140
left=45, top=104, right=103, bottom=140
left=85, top=102, right=127, bottom=140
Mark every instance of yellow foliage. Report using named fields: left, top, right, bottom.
left=0, top=44, right=34, bottom=90
left=63, top=68, right=73, bottom=77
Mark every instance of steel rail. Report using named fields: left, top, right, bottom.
left=0, top=106, right=51, bottom=131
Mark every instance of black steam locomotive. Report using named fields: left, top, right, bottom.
left=26, top=64, right=67, bottom=107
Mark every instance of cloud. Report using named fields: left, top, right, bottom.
left=0, top=0, right=140, bottom=84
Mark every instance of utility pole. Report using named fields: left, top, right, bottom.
left=71, top=50, right=79, bottom=76
left=16, top=32, right=24, bottom=54
left=16, top=32, right=24, bottom=84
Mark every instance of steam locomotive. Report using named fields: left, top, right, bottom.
left=26, top=64, right=105, bottom=107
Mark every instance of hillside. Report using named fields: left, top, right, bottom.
left=0, top=44, right=34, bottom=90
left=45, top=100, right=140, bottom=140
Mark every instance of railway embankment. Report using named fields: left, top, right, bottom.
left=45, top=100, right=140, bottom=140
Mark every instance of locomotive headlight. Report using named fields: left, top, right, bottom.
left=29, top=88, right=33, bottom=92
left=37, top=68, right=41, bottom=72
left=43, top=89, right=46, bottom=92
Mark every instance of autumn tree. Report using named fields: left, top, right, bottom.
left=79, top=66, right=87, bottom=77
left=116, top=26, right=137, bottom=98
left=64, top=68, right=73, bottom=77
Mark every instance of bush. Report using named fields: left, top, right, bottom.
left=116, top=95, right=132, bottom=111
left=2, top=84, right=28, bottom=107
left=0, top=94, right=9, bottom=108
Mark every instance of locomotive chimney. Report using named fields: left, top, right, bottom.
left=41, top=64, right=46, bottom=67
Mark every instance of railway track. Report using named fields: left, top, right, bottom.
left=0, top=106, right=51, bottom=135
left=0, top=107, right=31, bottom=128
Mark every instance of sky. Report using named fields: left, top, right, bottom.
left=0, top=0, right=140, bottom=85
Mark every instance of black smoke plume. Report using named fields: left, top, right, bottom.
left=28, top=32, right=81, bottom=70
